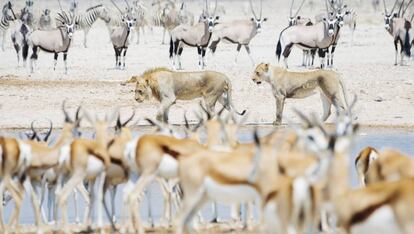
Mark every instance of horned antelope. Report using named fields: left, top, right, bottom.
left=11, top=8, right=31, bottom=67
left=107, top=3, right=136, bottom=70
left=0, top=2, right=17, bottom=51
left=382, top=0, right=413, bottom=65
left=0, top=102, right=82, bottom=233
left=169, top=0, right=219, bottom=70
left=130, top=0, right=149, bottom=44
left=55, top=109, right=118, bottom=232
left=276, top=3, right=343, bottom=68
left=26, top=11, right=76, bottom=74
left=208, top=0, right=267, bottom=66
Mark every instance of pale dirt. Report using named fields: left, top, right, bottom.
left=1, top=0, right=413, bottom=130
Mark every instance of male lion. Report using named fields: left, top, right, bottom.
left=130, top=67, right=246, bottom=122
left=252, top=63, right=348, bottom=125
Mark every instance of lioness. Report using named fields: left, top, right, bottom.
left=252, top=63, right=348, bottom=125
left=130, top=67, right=245, bottom=122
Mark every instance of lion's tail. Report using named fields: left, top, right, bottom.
left=224, top=80, right=246, bottom=116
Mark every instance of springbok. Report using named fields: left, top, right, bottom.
left=26, top=11, right=76, bottom=74
left=0, top=2, right=17, bottom=51
left=276, top=5, right=343, bottom=68
left=208, top=0, right=267, bottom=65
left=0, top=102, right=81, bottom=233
left=169, top=0, right=219, bottom=70
left=382, top=0, right=413, bottom=65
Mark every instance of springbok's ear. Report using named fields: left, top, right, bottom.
left=251, top=17, right=255, bottom=21
left=263, top=17, right=268, bottom=22
left=215, top=16, right=219, bottom=20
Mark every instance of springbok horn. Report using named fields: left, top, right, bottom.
left=30, top=120, right=40, bottom=141
left=294, top=0, right=306, bottom=17
left=43, top=118, right=53, bottom=142
left=62, top=101, right=72, bottom=123
left=116, top=114, right=122, bottom=130
left=250, top=0, right=258, bottom=19
left=122, top=110, right=135, bottom=127
left=310, top=113, right=328, bottom=137
left=348, top=94, right=358, bottom=112
left=293, top=108, right=313, bottom=128
left=111, top=0, right=124, bottom=14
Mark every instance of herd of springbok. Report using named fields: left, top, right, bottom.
left=1, top=0, right=414, bottom=233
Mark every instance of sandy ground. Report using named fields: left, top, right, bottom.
left=0, top=0, right=414, bottom=129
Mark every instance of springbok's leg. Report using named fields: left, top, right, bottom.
left=47, top=184, right=56, bottom=224
left=121, top=177, right=136, bottom=232
left=234, top=44, right=242, bottom=64
left=63, top=53, right=68, bottom=74
left=6, top=178, right=24, bottom=232
left=56, top=170, right=85, bottom=232
left=0, top=180, right=5, bottom=230
left=159, top=179, right=171, bottom=227
left=244, top=45, right=255, bottom=66
left=109, top=185, right=117, bottom=223
left=274, top=95, right=285, bottom=125
left=128, top=172, right=156, bottom=234
left=96, top=172, right=107, bottom=231
left=85, top=179, right=96, bottom=230
left=25, top=178, right=44, bottom=231
left=175, top=187, right=207, bottom=234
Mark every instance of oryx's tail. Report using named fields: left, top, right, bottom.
left=403, top=21, right=412, bottom=57
left=276, top=39, right=282, bottom=61
left=225, top=81, right=247, bottom=116
left=169, top=37, right=174, bottom=59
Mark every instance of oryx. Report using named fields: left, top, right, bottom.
left=11, top=7, right=32, bottom=66
left=109, top=0, right=137, bottom=70
left=382, top=0, right=413, bottom=65
left=208, top=0, right=267, bottom=65
left=276, top=4, right=343, bottom=68
left=169, top=0, right=219, bottom=70
left=26, top=11, right=76, bottom=74
left=38, top=9, right=52, bottom=30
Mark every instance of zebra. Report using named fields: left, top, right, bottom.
left=72, top=4, right=107, bottom=48
left=0, top=2, right=17, bottom=51
left=130, top=0, right=148, bottom=44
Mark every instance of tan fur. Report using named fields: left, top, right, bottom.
left=252, top=63, right=348, bottom=125
left=133, top=67, right=242, bottom=122
left=355, top=146, right=379, bottom=186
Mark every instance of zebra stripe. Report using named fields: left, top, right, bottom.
left=73, top=5, right=104, bottom=31
left=0, top=15, right=12, bottom=32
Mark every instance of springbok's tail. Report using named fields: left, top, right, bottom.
left=169, top=37, right=174, bottom=59
left=225, top=81, right=246, bottom=116
left=403, top=21, right=412, bottom=57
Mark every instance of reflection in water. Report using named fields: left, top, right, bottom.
left=2, top=128, right=414, bottom=224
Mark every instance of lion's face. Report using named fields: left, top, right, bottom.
left=135, top=77, right=149, bottom=103
left=252, top=63, right=269, bottom=85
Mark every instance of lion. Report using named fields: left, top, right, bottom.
left=130, top=67, right=246, bottom=122
left=252, top=63, right=349, bottom=125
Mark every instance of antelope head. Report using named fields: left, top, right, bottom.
left=3, top=2, right=17, bottom=21
left=115, top=110, right=136, bottom=134
left=383, top=0, right=399, bottom=30
left=43, top=9, right=51, bottom=16
left=62, top=101, right=82, bottom=138
left=323, top=12, right=338, bottom=36
left=122, top=14, right=137, bottom=29
left=250, top=0, right=267, bottom=33
left=201, top=0, right=219, bottom=32
left=56, top=12, right=76, bottom=39
left=288, top=0, right=305, bottom=26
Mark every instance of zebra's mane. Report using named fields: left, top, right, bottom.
left=86, top=4, right=103, bottom=12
